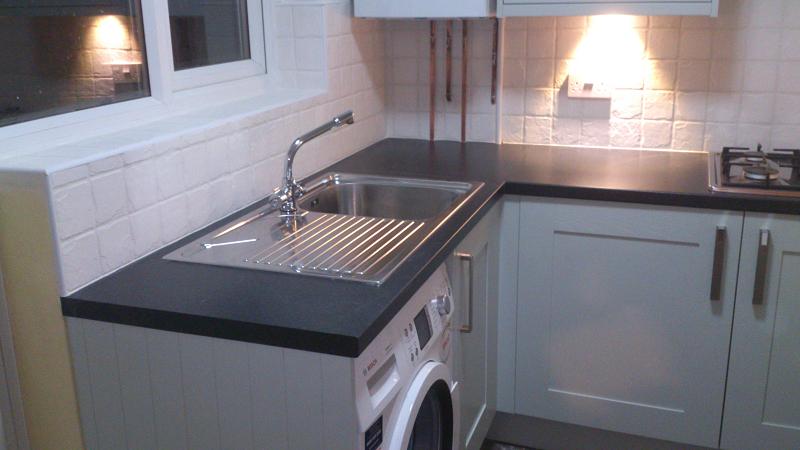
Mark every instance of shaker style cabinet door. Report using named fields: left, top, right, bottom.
left=514, top=198, right=742, bottom=448
left=448, top=203, right=499, bottom=450
left=722, top=213, right=800, bottom=450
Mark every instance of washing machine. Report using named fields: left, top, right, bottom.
left=353, top=265, right=461, bottom=450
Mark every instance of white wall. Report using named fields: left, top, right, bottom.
left=383, top=0, right=800, bottom=151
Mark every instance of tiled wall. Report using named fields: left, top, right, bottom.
left=49, top=1, right=386, bottom=294
left=384, top=19, right=499, bottom=142
left=384, top=0, right=800, bottom=151
left=501, top=0, right=800, bottom=151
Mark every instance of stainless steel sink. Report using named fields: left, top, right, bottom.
left=164, top=173, right=483, bottom=285
left=298, top=174, right=474, bottom=220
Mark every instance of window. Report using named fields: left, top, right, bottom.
left=0, top=2, right=149, bottom=127
left=0, top=0, right=268, bottom=131
left=168, top=0, right=251, bottom=70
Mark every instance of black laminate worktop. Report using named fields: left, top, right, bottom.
left=61, top=139, right=800, bottom=357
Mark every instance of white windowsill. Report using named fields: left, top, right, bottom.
left=0, top=78, right=325, bottom=176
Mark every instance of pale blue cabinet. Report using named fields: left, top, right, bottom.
left=448, top=202, right=500, bottom=450
left=722, top=213, right=800, bottom=450
left=511, top=197, right=742, bottom=448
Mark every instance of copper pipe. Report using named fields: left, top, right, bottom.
left=446, top=20, right=453, bottom=102
left=461, top=20, right=468, bottom=143
left=430, top=21, right=437, bottom=141
left=491, top=18, right=499, bottom=105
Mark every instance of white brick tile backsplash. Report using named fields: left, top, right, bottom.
left=524, top=117, right=552, bottom=144
left=526, top=29, right=555, bottom=58
left=611, top=90, right=643, bottom=119
left=129, top=205, right=162, bottom=257
left=610, top=120, right=642, bottom=148
left=96, top=218, right=135, bottom=273
left=54, top=181, right=95, bottom=239
left=742, top=61, right=778, bottom=92
left=672, top=122, right=705, bottom=150
left=484, top=0, right=793, bottom=151
left=773, top=94, right=800, bottom=124
left=676, top=60, right=710, bottom=91
left=47, top=2, right=387, bottom=294
left=525, top=59, right=554, bottom=88
left=552, top=118, right=580, bottom=145
left=61, top=231, right=101, bottom=293
left=124, top=159, right=159, bottom=212
left=504, top=29, right=527, bottom=59
left=156, top=150, right=187, bottom=198
left=648, top=29, right=679, bottom=60
left=783, top=0, right=800, bottom=27
left=91, top=171, right=127, bottom=225
left=675, top=92, right=708, bottom=121
left=525, top=89, right=554, bottom=116
left=503, top=88, right=525, bottom=115
left=704, top=123, right=737, bottom=152
left=679, top=29, right=711, bottom=60
left=706, top=93, right=741, bottom=122
left=736, top=124, right=772, bottom=147
left=771, top=124, right=800, bottom=148
left=739, top=93, right=775, bottom=124
left=643, top=91, right=674, bottom=120
left=642, top=121, right=673, bottom=148
left=581, top=120, right=610, bottom=146
left=293, top=6, right=324, bottom=38
left=777, top=61, right=800, bottom=92
left=159, top=194, right=190, bottom=244
left=503, top=116, right=524, bottom=143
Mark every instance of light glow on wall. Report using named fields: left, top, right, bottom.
left=569, top=15, right=645, bottom=89
left=93, top=15, right=129, bottom=50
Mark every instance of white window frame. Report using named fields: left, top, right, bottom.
left=0, top=0, right=274, bottom=141
left=166, top=0, right=268, bottom=91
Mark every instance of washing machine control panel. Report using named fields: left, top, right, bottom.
left=401, top=284, right=452, bottom=366
left=353, top=266, right=454, bottom=439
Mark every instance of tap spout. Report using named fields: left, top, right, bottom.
left=278, top=110, right=355, bottom=215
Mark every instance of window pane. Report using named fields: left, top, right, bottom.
left=0, top=2, right=149, bottom=127
left=168, top=0, right=251, bottom=71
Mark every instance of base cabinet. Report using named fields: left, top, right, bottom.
left=448, top=202, right=500, bottom=450
left=722, top=213, right=800, bottom=450
left=513, top=198, right=742, bottom=448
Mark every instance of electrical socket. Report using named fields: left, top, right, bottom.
left=567, top=75, right=612, bottom=99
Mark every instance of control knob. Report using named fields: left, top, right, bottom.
left=432, top=294, right=451, bottom=316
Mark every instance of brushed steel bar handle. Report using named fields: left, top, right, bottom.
left=456, top=251, right=474, bottom=333
left=710, top=226, right=727, bottom=301
left=753, top=229, right=770, bottom=305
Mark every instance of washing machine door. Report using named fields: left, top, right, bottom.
left=389, top=362, right=459, bottom=450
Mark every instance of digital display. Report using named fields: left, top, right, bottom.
left=414, top=308, right=432, bottom=350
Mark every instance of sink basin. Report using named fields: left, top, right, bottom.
left=298, top=174, right=474, bottom=220
left=164, top=173, right=483, bottom=285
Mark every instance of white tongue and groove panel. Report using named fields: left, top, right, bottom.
left=66, top=318, right=357, bottom=450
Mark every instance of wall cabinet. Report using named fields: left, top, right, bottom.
left=498, top=0, right=719, bottom=17
left=722, top=213, right=800, bottom=450
left=512, top=198, right=742, bottom=448
left=354, top=0, right=494, bottom=19
left=448, top=202, right=500, bottom=450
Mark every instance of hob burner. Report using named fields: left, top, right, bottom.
left=743, top=165, right=780, bottom=181
left=708, top=143, right=800, bottom=197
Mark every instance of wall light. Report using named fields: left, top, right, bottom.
left=569, top=15, right=645, bottom=92
left=93, top=15, right=129, bottom=50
